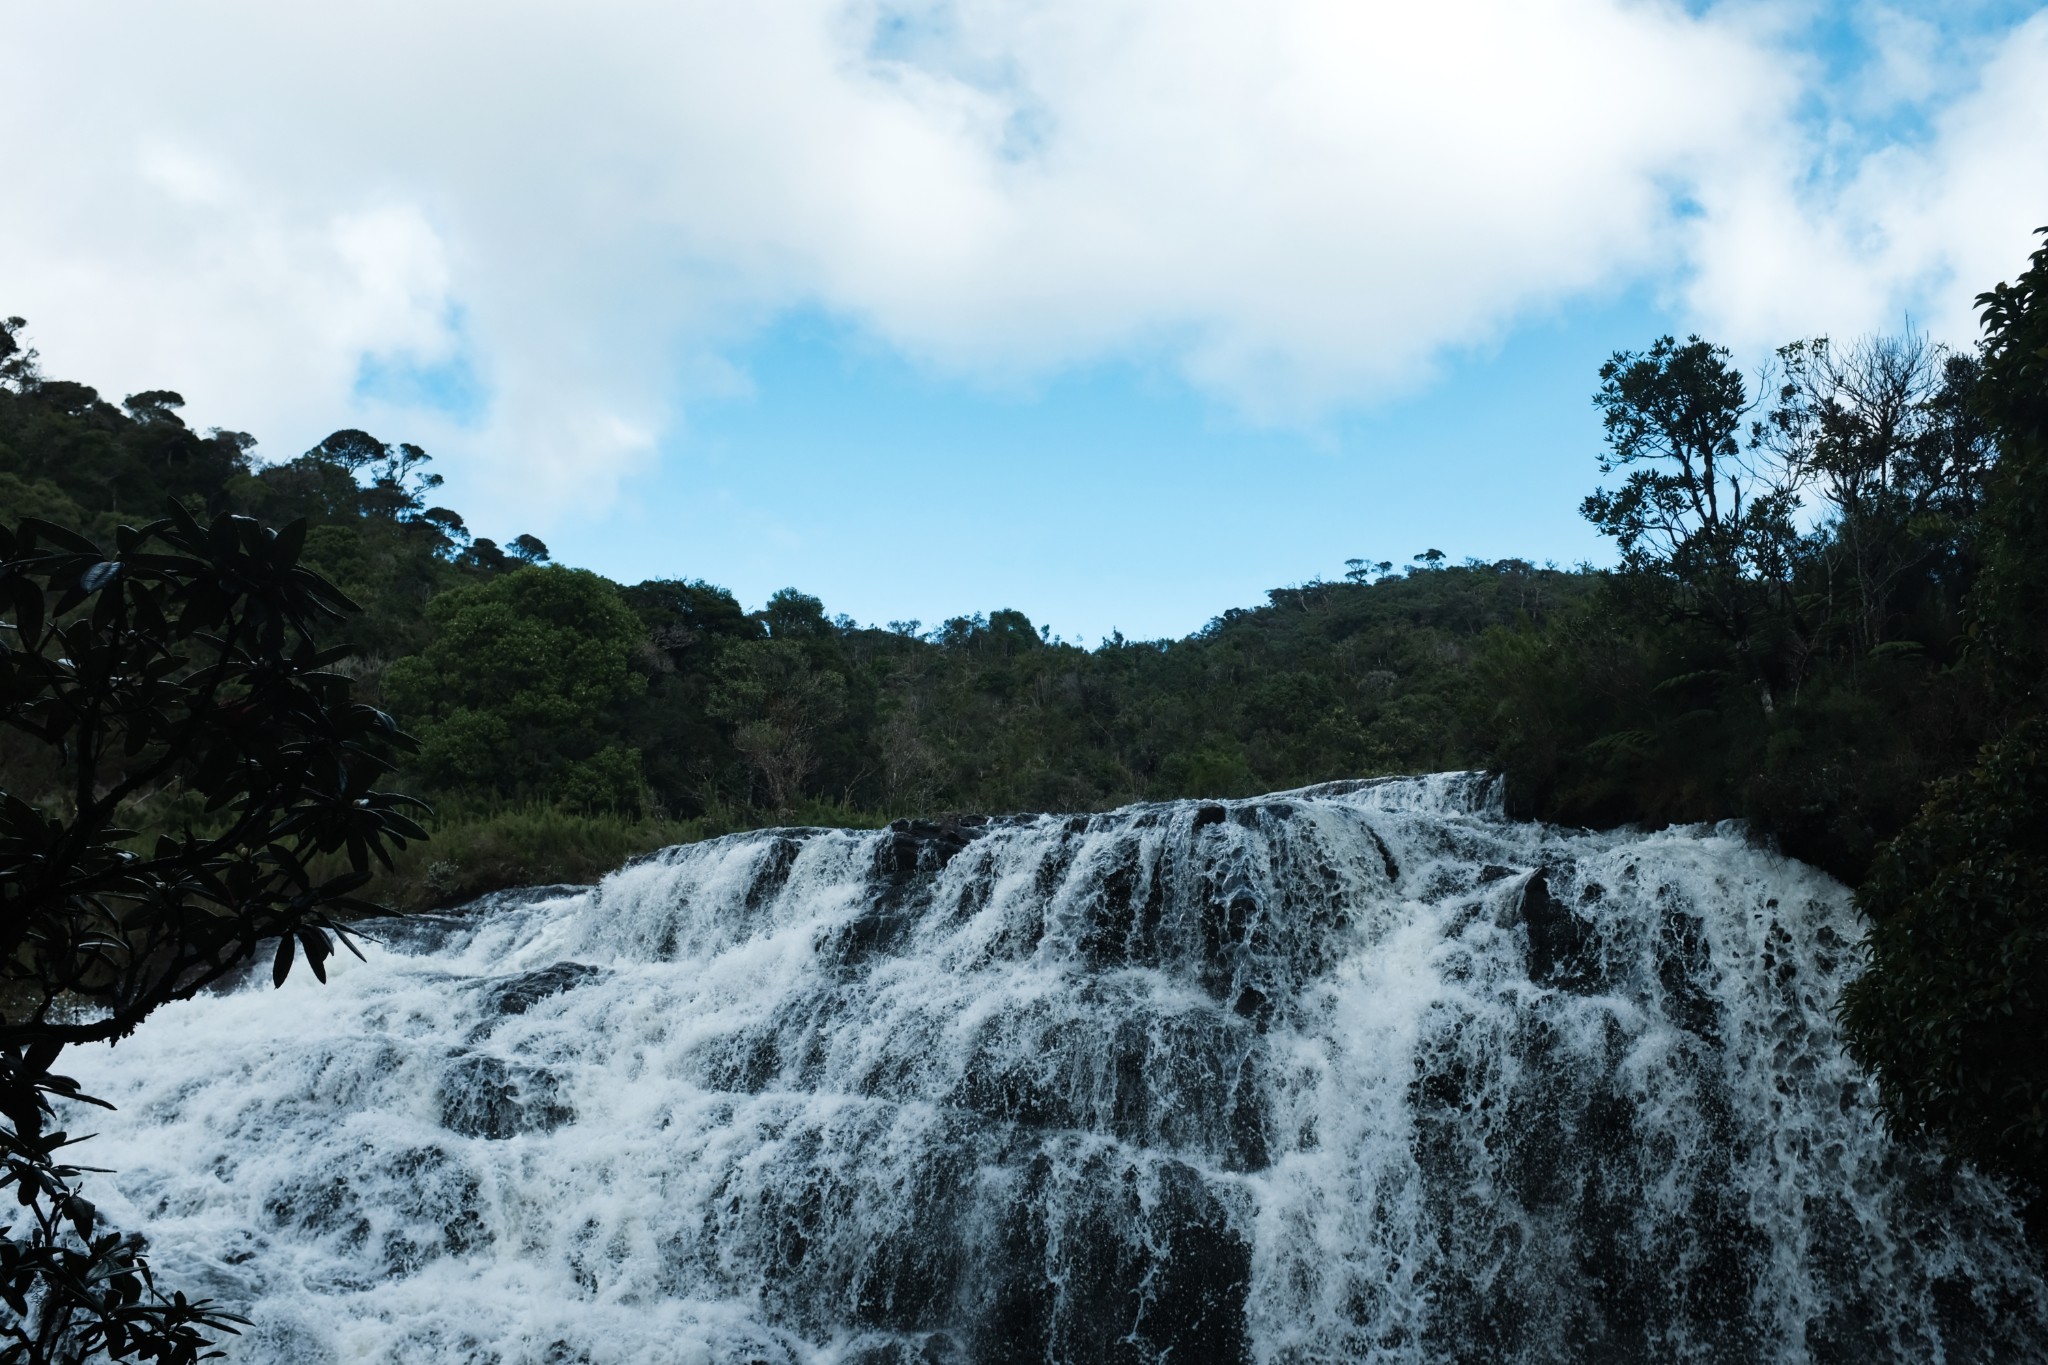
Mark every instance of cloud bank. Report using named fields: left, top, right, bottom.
left=3, top=1, right=2044, bottom=530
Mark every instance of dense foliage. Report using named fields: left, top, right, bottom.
left=1840, top=719, right=2047, bottom=1229
left=0, top=307, right=1998, bottom=888
left=384, top=567, right=648, bottom=810
left=0, top=505, right=421, bottom=1361
left=1483, top=328, right=1998, bottom=879
left=1834, top=229, right=2048, bottom=1227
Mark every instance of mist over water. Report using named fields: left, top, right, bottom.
left=67, top=775, right=2047, bottom=1362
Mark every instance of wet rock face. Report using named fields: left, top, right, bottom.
left=61, top=775, right=2048, bottom=1363
left=881, top=816, right=988, bottom=880
left=478, top=960, right=604, bottom=1016
left=979, top=1153, right=1252, bottom=1365
left=438, top=1054, right=574, bottom=1139
left=1518, top=870, right=1601, bottom=991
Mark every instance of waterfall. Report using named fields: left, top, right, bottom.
left=64, top=775, right=2047, bottom=1362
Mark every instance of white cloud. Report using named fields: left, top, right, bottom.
left=1680, top=9, right=2048, bottom=352
left=0, top=1, right=2042, bottom=531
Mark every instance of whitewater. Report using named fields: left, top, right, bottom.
left=63, top=775, right=2047, bottom=1362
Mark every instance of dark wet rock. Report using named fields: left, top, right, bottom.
left=1367, top=828, right=1401, bottom=883
left=439, top=1055, right=574, bottom=1139
left=1225, top=1075, right=1270, bottom=1174
left=1134, top=1161, right=1253, bottom=1363
left=1657, top=907, right=1721, bottom=1042
left=1192, top=804, right=1227, bottom=831
left=698, top=1329, right=802, bottom=1365
left=1032, top=839, right=1080, bottom=902
left=1077, top=842, right=1166, bottom=969
left=745, top=835, right=806, bottom=910
left=1406, top=978, right=1773, bottom=1363
left=703, top=1031, right=783, bottom=1093
left=1517, top=871, right=1599, bottom=992
left=264, top=1144, right=489, bottom=1275
left=981, top=1155, right=1060, bottom=1364
left=947, top=1008, right=1268, bottom=1173
left=819, top=902, right=918, bottom=970
left=480, top=961, right=604, bottom=1016
left=882, top=816, right=987, bottom=879
left=842, top=1334, right=961, bottom=1365
left=1199, top=873, right=1263, bottom=997
left=1229, top=801, right=1295, bottom=829
left=976, top=1155, right=1251, bottom=1365
left=714, top=1131, right=975, bottom=1342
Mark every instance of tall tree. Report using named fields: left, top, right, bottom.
left=1581, top=335, right=1802, bottom=708
left=1766, top=333, right=1990, bottom=658
left=1971, top=227, right=2048, bottom=696
left=708, top=640, right=848, bottom=812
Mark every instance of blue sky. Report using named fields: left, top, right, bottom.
left=582, top=292, right=1656, bottom=642
left=5, top=1, right=2046, bottom=641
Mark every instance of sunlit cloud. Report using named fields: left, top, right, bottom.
left=1, top=0, right=2042, bottom=533
left=1681, top=8, right=2048, bottom=352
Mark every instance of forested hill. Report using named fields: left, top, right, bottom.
left=0, top=311, right=1589, bottom=837
left=0, top=288, right=2038, bottom=894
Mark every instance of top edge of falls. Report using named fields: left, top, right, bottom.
left=1261, top=769, right=1504, bottom=814
left=621, top=771, right=1508, bottom=864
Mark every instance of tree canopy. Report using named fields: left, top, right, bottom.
left=383, top=566, right=648, bottom=810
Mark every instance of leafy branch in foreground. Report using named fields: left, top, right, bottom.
left=0, top=507, right=423, bottom=1362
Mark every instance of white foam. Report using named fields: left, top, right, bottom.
left=62, top=777, right=2047, bottom=1363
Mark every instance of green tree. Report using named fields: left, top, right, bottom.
left=0, top=320, right=257, bottom=542
left=708, top=640, right=848, bottom=812
left=1971, top=227, right=2048, bottom=696
left=1581, top=335, right=1802, bottom=708
left=757, top=587, right=831, bottom=640
left=617, top=579, right=762, bottom=817
left=1764, top=332, right=1992, bottom=662
left=221, top=430, right=478, bottom=665
left=1841, top=720, right=2047, bottom=1227
left=1, top=507, right=423, bottom=1362
left=383, top=566, right=648, bottom=810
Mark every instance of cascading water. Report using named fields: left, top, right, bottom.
left=62, top=775, right=2047, bottom=1363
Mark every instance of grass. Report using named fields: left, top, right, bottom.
left=359, top=795, right=894, bottom=911
left=3, top=794, right=895, bottom=1027
left=33, top=785, right=896, bottom=919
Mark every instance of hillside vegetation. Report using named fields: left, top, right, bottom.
left=0, top=316, right=1607, bottom=885
left=0, top=314, right=2016, bottom=889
